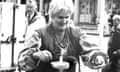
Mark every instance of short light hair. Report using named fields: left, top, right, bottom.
left=113, top=15, right=120, bottom=20
left=49, top=0, right=74, bottom=18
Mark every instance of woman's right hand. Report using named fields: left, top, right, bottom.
left=18, top=54, right=40, bottom=71
left=18, top=49, right=52, bottom=71
left=18, top=48, right=40, bottom=71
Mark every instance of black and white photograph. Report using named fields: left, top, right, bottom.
left=0, top=0, right=120, bottom=72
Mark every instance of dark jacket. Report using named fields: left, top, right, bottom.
left=108, top=31, right=120, bottom=61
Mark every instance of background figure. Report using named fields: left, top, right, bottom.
left=108, top=14, right=120, bottom=61
left=110, top=15, right=120, bottom=33
left=24, top=0, right=46, bottom=39
left=43, top=0, right=52, bottom=23
left=108, top=11, right=115, bottom=34
left=18, top=0, right=106, bottom=72
left=102, top=50, right=120, bottom=72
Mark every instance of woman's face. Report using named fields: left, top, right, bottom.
left=113, top=18, right=120, bottom=31
left=52, top=11, right=71, bottom=31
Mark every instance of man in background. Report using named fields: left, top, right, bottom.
left=24, top=0, right=46, bottom=39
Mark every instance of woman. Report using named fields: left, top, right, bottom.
left=103, top=14, right=120, bottom=72
left=18, top=0, right=104, bottom=72
left=108, top=14, right=120, bottom=61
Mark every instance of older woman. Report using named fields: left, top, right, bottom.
left=18, top=0, right=105, bottom=72
left=108, top=14, right=120, bottom=61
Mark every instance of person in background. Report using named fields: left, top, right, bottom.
left=108, top=11, right=116, bottom=32
left=18, top=0, right=106, bottom=72
left=24, top=0, right=46, bottom=39
left=43, top=0, right=52, bottom=23
left=108, top=14, right=120, bottom=62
